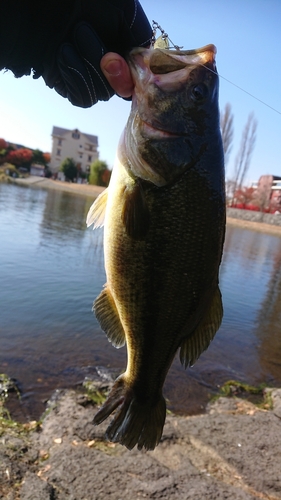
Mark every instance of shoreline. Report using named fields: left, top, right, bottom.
left=9, top=175, right=281, bottom=237
left=226, top=215, right=281, bottom=237
left=1, top=385, right=281, bottom=499
left=10, top=175, right=105, bottom=199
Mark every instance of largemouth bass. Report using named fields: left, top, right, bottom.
left=87, top=44, right=225, bottom=450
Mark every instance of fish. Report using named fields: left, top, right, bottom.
left=86, top=43, right=225, bottom=451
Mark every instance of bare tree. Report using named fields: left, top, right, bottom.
left=220, top=103, right=234, bottom=169
left=231, top=112, right=258, bottom=204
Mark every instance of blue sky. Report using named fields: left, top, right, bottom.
left=0, top=0, right=280, bottom=184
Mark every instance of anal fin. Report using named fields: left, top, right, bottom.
left=180, top=287, right=223, bottom=368
left=93, top=286, right=126, bottom=348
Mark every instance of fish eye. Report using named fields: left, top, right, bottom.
left=191, top=84, right=208, bottom=101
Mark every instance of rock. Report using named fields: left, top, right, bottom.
left=2, top=388, right=281, bottom=499
left=271, top=388, right=281, bottom=418
left=20, top=472, right=55, bottom=500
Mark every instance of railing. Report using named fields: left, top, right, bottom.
left=272, top=180, right=281, bottom=189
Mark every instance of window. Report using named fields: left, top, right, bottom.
left=88, top=155, right=92, bottom=162
left=72, top=131, right=80, bottom=139
left=79, top=153, right=83, bottom=159
left=58, top=139, right=62, bottom=146
left=56, top=149, right=61, bottom=156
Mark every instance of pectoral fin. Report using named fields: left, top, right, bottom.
left=93, top=287, right=126, bottom=348
left=180, top=287, right=223, bottom=368
left=86, top=189, right=108, bottom=228
left=122, top=181, right=150, bottom=240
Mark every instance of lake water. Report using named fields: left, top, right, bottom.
left=1, top=183, right=281, bottom=420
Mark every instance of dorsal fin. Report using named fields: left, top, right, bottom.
left=93, top=287, right=126, bottom=348
left=180, top=287, right=223, bottom=368
left=121, top=182, right=150, bottom=240
left=86, top=189, right=108, bottom=228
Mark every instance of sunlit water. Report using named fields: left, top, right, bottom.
left=1, top=183, right=281, bottom=420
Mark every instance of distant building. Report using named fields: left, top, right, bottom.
left=253, top=175, right=281, bottom=212
left=30, top=164, right=45, bottom=177
left=49, top=126, right=99, bottom=173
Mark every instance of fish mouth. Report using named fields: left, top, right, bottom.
left=140, top=120, right=184, bottom=139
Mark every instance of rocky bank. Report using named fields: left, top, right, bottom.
left=1, top=384, right=281, bottom=500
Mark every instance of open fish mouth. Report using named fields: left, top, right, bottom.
left=128, top=44, right=218, bottom=144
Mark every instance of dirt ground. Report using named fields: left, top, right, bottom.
left=1, top=385, right=281, bottom=500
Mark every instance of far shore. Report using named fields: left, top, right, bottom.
left=9, top=175, right=281, bottom=237
left=226, top=215, right=281, bottom=237
left=11, top=175, right=105, bottom=199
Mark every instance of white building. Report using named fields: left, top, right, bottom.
left=50, top=126, right=99, bottom=173
left=30, top=164, right=45, bottom=177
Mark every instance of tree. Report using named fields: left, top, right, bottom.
left=32, top=149, right=51, bottom=166
left=231, top=112, right=257, bottom=205
left=0, top=138, right=8, bottom=165
left=43, top=152, right=51, bottom=164
left=233, top=186, right=256, bottom=208
left=0, top=138, right=7, bottom=150
left=253, top=188, right=269, bottom=213
left=220, top=103, right=234, bottom=169
left=60, top=157, right=78, bottom=181
left=6, top=148, right=33, bottom=167
left=89, top=159, right=111, bottom=187
left=234, top=113, right=257, bottom=188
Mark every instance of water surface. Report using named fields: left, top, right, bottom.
left=0, top=183, right=280, bottom=419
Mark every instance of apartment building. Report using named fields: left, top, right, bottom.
left=253, top=175, right=281, bottom=212
left=50, top=126, right=99, bottom=173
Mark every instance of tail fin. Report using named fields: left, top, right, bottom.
left=93, top=375, right=166, bottom=451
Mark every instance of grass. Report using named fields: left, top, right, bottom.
left=82, top=379, right=109, bottom=406
left=0, top=373, right=40, bottom=436
left=213, top=380, right=273, bottom=410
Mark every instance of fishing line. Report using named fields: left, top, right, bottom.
left=151, top=21, right=281, bottom=116
left=202, top=64, right=281, bottom=116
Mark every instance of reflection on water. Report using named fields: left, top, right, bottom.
left=255, top=249, right=281, bottom=380
left=0, top=183, right=281, bottom=420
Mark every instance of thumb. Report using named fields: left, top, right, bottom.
left=101, top=53, right=134, bottom=98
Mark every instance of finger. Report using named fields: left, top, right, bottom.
left=100, top=53, right=134, bottom=98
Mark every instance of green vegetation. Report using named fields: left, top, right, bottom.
left=214, top=380, right=273, bottom=409
left=89, top=159, right=111, bottom=187
left=60, top=157, right=78, bottom=182
left=0, top=163, right=20, bottom=181
left=83, top=379, right=109, bottom=406
left=0, top=137, right=50, bottom=172
left=0, top=374, right=37, bottom=437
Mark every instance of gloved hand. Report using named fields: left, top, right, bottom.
left=42, top=1, right=152, bottom=107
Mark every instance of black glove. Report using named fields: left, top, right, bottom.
left=46, top=1, right=152, bottom=107
left=0, top=0, right=152, bottom=108
left=47, top=22, right=116, bottom=107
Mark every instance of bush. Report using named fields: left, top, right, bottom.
left=0, top=138, right=7, bottom=150
left=89, top=160, right=111, bottom=187
left=60, top=157, right=78, bottom=182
